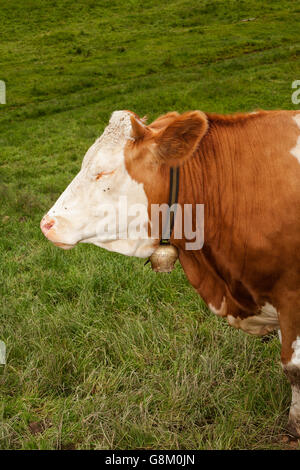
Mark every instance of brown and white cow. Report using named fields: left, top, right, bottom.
left=41, top=109, right=300, bottom=436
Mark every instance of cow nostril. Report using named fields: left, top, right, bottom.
left=41, top=218, right=55, bottom=234
left=44, top=221, right=54, bottom=231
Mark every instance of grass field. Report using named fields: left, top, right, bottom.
left=1, top=0, right=300, bottom=450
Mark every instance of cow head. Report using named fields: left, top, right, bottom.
left=40, top=110, right=207, bottom=257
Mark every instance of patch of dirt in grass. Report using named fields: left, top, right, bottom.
left=274, top=434, right=300, bottom=450
left=28, top=418, right=52, bottom=435
left=60, top=442, right=77, bottom=450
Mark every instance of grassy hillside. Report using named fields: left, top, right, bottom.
left=0, top=0, right=300, bottom=450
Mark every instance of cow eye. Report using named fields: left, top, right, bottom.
left=95, top=169, right=115, bottom=180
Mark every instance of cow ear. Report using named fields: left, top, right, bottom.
left=155, top=111, right=208, bottom=165
left=130, top=115, right=147, bottom=140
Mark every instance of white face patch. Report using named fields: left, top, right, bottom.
left=290, top=114, right=300, bottom=164
left=42, top=111, right=156, bottom=258
left=226, top=302, right=279, bottom=336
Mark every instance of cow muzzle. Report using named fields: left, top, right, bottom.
left=40, top=215, right=76, bottom=250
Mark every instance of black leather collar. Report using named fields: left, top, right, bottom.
left=161, top=166, right=180, bottom=244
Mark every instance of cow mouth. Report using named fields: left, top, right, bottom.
left=40, top=218, right=77, bottom=249
left=52, top=241, right=76, bottom=250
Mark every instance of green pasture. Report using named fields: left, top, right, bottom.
left=0, top=0, right=300, bottom=449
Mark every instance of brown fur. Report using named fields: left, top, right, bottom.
left=125, top=108, right=300, bottom=434
left=125, top=109, right=300, bottom=357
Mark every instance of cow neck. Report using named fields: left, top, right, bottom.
left=144, top=166, right=179, bottom=268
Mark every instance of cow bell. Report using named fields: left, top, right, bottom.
left=149, top=244, right=179, bottom=273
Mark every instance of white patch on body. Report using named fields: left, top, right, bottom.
left=289, top=385, right=300, bottom=427
left=44, top=111, right=155, bottom=258
left=291, top=336, right=300, bottom=366
left=209, top=297, right=227, bottom=316
left=290, top=114, right=300, bottom=164
left=283, top=360, right=300, bottom=435
left=226, top=302, right=279, bottom=336
left=293, top=114, right=300, bottom=128
left=278, top=329, right=282, bottom=344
